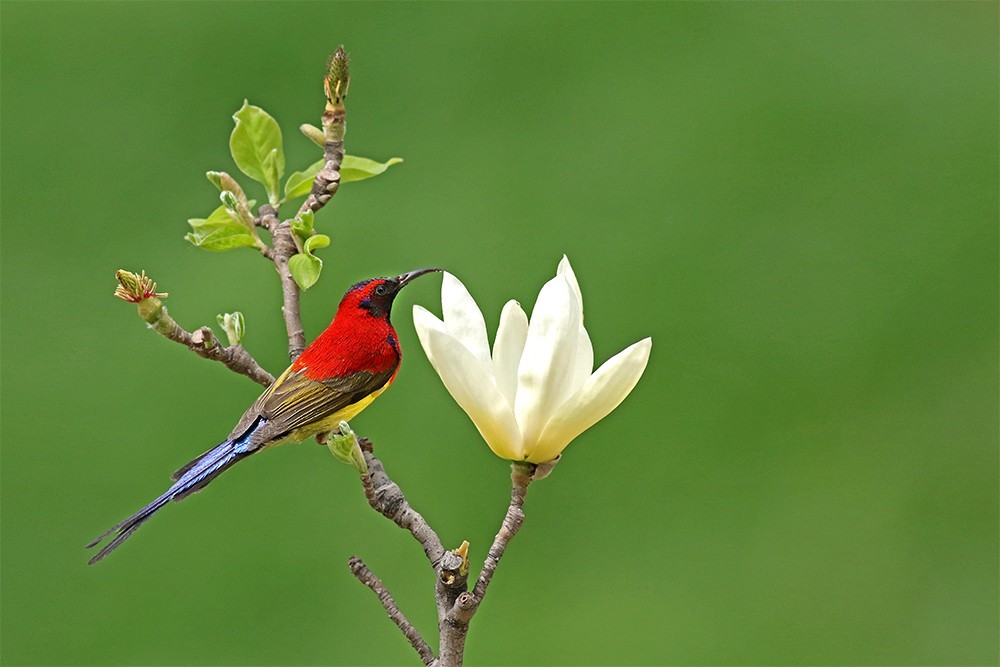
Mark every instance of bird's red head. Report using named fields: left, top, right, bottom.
left=338, top=268, right=442, bottom=321
left=295, top=268, right=441, bottom=377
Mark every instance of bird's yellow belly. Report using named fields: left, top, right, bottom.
left=280, top=384, right=390, bottom=445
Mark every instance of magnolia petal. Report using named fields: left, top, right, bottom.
left=412, top=305, right=448, bottom=368
left=557, top=255, right=584, bottom=319
left=529, top=337, right=651, bottom=463
left=492, top=299, right=529, bottom=410
left=514, top=275, right=581, bottom=448
left=558, top=256, right=592, bottom=404
left=568, top=323, right=594, bottom=399
left=422, top=329, right=523, bottom=460
left=441, top=272, right=492, bottom=370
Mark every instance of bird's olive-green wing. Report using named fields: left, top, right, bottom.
left=227, top=367, right=395, bottom=446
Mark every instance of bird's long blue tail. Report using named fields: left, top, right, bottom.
left=86, top=439, right=254, bottom=564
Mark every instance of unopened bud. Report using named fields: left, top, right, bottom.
left=325, top=46, right=350, bottom=105
left=207, top=171, right=249, bottom=202
left=216, top=311, right=245, bottom=346
left=291, top=209, right=315, bottom=241
left=327, top=421, right=367, bottom=473
left=300, top=124, right=326, bottom=148
left=220, top=190, right=239, bottom=212
left=219, top=190, right=254, bottom=229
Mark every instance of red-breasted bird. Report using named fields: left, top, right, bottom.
left=86, top=268, right=441, bottom=564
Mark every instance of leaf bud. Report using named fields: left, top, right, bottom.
left=326, top=421, right=367, bottom=473
left=216, top=311, right=245, bottom=347
left=299, top=124, right=326, bottom=148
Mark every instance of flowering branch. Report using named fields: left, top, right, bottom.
left=110, top=45, right=651, bottom=666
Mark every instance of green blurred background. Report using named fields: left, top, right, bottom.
left=2, top=2, right=996, bottom=665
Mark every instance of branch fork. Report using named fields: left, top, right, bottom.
left=351, top=439, right=537, bottom=666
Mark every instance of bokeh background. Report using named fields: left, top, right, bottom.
left=2, top=2, right=996, bottom=665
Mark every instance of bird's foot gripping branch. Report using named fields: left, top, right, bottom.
left=96, top=47, right=650, bottom=666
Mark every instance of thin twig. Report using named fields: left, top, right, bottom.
left=351, top=448, right=537, bottom=666
left=473, top=462, right=534, bottom=601
left=348, top=556, right=436, bottom=666
left=354, top=439, right=480, bottom=665
left=357, top=439, right=445, bottom=567
left=137, top=299, right=274, bottom=387
left=297, top=46, right=348, bottom=219
left=258, top=203, right=307, bottom=361
left=256, top=47, right=349, bottom=362
left=295, top=151, right=344, bottom=218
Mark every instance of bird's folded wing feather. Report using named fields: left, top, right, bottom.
left=228, top=367, right=395, bottom=445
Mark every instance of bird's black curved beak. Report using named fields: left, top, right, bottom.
left=396, top=267, right=442, bottom=289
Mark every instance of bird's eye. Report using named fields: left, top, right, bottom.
left=375, top=284, right=388, bottom=296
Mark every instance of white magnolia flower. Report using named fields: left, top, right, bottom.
left=413, top=256, right=651, bottom=464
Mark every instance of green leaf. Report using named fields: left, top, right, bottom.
left=304, top=233, right=330, bottom=253
left=230, top=101, right=285, bottom=194
left=340, top=155, right=403, bottom=183
left=291, top=210, right=315, bottom=240
left=261, top=148, right=282, bottom=203
left=284, top=159, right=324, bottom=200
left=288, top=253, right=322, bottom=290
left=185, top=204, right=257, bottom=251
left=288, top=233, right=331, bottom=290
left=283, top=155, right=402, bottom=200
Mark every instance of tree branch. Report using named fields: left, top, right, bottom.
left=112, top=46, right=544, bottom=666
left=435, top=548, right=468, bottom=621
left=357, top=439, right=445, bottom=566
left=438, top=591, right=476, bottom=667
left=473, top=462, right=534, bottom=601
left=115, top=272, right=275, bottom=387
left=350, top=438, right=539, bottom=667
left=258, top=203, right=307, bottom=361
left=168, top=324, right=275, bottom=388
left=348, top=556, right=436, bottom=666
left=252, top=47, right=350, bottom=362
left=437, top=462, right=536, bottom=667
left=297, top=45, right=348, bottom=219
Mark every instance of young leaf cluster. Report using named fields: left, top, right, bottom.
left=185, top=200, right=260, bottom=251
left=185, top=101, right=402, bottom=291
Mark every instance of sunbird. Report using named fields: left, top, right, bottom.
left=87, top=268, right=441, bottom=564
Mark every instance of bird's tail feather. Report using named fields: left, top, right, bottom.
left=86, top=439, right=255, bottom=564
